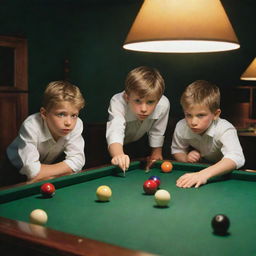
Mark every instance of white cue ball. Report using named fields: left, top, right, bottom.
left=30, top=209, right=48, bottom=225
left=154, top=189, right=171, bottom=207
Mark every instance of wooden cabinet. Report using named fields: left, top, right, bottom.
left=238, top=134, right=256, bottom=169
left=0, top=93, right=28, bottom=157
left=0, top=36, right=28, bottom=159
left=233, top=86, right=256, bottom=127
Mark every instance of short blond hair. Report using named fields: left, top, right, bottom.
left=181, top=80, right=220, bottom=113
left=42, top=81, right=85, bottom=111
left=125, top=66, right=165, bottom=100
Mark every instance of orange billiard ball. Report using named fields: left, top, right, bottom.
left=161, top=161, right=173, bottom=173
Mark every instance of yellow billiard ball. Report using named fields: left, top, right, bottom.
left=154, top=189, right=171, bottom=207
left=30, top=209, right=48, bottom=225
left=96, top=185, right=112, bottom=201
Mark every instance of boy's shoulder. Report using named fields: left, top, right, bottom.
left=22, top=113, right=42, bottom=127
left=175, top=118, right=189, bottom=131
left=109, top=92, right=127, bottom=109
left=214, top=118, right=235, bottom=130
left=158, top=95, right=170, bottom=108
left=17, top=113, right=43, bottom=138
left=110, top=91, right=125, bottom=102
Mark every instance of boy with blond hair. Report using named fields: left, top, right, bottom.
left=171, top=80, right=245, bottom=188
left=6, top=81, right=85, bottom=183
left=106, top=66, right=170, bottom=172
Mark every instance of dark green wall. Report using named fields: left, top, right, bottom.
left=1, top=0, right=256, bottom=123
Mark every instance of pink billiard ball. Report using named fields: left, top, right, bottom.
left=40, top=183, right=55, bottom=197
left=143, top=180, right=158, bottom=195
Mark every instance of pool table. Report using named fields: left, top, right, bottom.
left=0, top=161, right=256, bottom=256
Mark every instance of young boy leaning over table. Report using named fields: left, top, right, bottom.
left=106, top=66, right=170, bottom=174
left=171, top=80, right=245, bottom=188
left=1, top=80, right=85, bottom=186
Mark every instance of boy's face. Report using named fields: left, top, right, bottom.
left=184, top=104, right=221, bottom=135
left=125, top=92, right=159, bottom=121
left=40, top=101, right=80, bottom=141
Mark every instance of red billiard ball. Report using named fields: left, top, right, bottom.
left=40, top=183, right=55, bottom=197
left=143, top=180, right=158, bottom=195
left=148, top=176, right=161, bottom=188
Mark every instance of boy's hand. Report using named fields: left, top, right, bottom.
left=145, top=154, right=163, bottom=170
left=187, top=150, right=201, bottom=163
left=145, top=157, right=157, bottom=171
left=111, top=154, right=130, bottom=172
left=145, top=147, right=163, bottom=170
left=176, top=171, right=208, bottom=188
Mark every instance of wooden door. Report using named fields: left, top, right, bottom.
left=0, top=36, right=28, bottom=159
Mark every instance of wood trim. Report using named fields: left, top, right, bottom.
left=0, top=35, right=28, bottom=91
left=0, top=216, right=154, bottom=256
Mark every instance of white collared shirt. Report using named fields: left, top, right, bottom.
left=171, top=118, right=245, bottom=168
left=7, top=113, right=85, bottom=179
left=106, top=91, right=170, bottom=147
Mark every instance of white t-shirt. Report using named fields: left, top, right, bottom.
left=106, top=91, right=170, bottom=147
left=171, top=118, right=245, bottom=168
left=7, top=113, right=85, bottom=179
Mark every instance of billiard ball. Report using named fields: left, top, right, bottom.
left=96, top=185, right=112, bottom=201
left=143, top=180, right=158, bottom=195
left=30, top=209, right=48, bottom=225
left=148, top=176, right=161, bottom=188
left=40, top=183, right=55, bottom=197
left=161, top=161, right=173, bottom=173
left=211, top=214, right=230, bottom=235
left=154, top=189, right=171, bottom=207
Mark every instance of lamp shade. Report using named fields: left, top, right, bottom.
left=240, top=58, right=256, bottom=81
left=123, top=0, right=240, bottom=53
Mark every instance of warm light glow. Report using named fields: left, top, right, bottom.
left=240, top=58, right=256, bottom=81
left=123, top=0, right=240, bottom=53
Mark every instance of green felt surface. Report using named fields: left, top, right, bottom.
left=0, top=162, right=256, bottom=256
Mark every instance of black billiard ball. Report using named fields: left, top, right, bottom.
left=211, top=214, right=230, bottom=235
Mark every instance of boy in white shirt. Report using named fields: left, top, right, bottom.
left=106, top=66, right=170, bottom=173
left=171, top=80, right=245, bottom=188
left=5, top=80, right=85, bottom=184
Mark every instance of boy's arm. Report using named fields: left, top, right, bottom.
left=63, top=119, right=85, bottom=172
left=108, top=143, right=130, bottom=172
left=176, top=158, right=236, bottom=188
left=106, top=93, right=129, bottom=172
left=146, top=97, right=170, bottom=171
left=173, top=152, right=188, bottom=162
left=30, top=162, right=73, bottom=182
left=146, top=147, right=163, bottom=169
left=29, top=118, right=85, bottom=184
left=148, top=97, right=170, bottom=149
left=150, top=147, right=163, bottom=160
left=173, top=150, right=201, bottom=163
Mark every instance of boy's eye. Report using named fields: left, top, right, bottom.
left=134, top=99, right=141, bottom=104
left=71, top=114, right=78, bottom=119
left=147, top=100, right=156, bottom=105
left=57, top=113, right=66, bottom=117
left=197, top=114, right=206, bottom=118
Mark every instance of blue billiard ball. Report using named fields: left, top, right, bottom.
left=148, top=176, right=161, bottom=188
